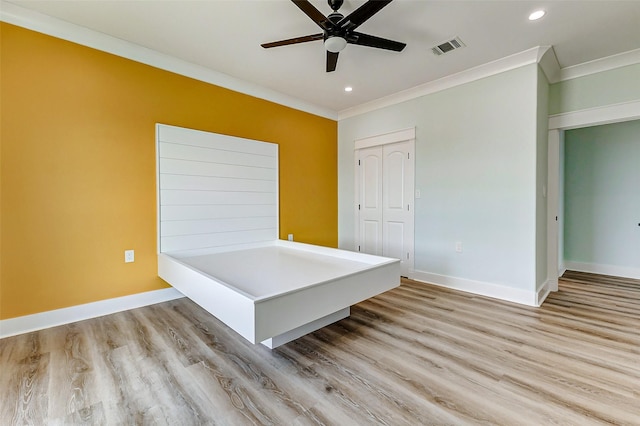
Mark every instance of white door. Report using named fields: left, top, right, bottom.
left=382, top=141, right=414, bottom=274
left=358, top=147, right=383, bottom=255
left=357, top=140, right=414, bottom=277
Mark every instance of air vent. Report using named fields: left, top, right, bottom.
left=432, top=37, right=465, bottom=56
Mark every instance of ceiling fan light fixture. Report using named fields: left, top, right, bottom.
left=325, top=36, right=347, bottom=53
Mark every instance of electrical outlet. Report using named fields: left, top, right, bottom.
left=124, top=250, right=135, bottom=263
left=288, top=234, right=294, bottom=241
left=455, top=242, right=463, bottom=253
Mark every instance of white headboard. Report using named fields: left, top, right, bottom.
left=156, top=124, right=279, bottom=257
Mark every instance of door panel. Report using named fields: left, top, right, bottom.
left=363, top=154, right=381, bottom=208
left=385, top=221, right=405, bottom=261
left=363, top=220, right=381, bottom=254
left=358, top=147, right=383, bottom=255
left=385, top=150, right=405, bottom=210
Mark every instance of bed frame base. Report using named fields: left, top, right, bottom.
left=261, top=307, right=350, bottom=349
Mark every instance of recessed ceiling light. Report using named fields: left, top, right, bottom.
left=344, top=86, right=353, bottom=92
left=529, top=10, right=546, bottom=21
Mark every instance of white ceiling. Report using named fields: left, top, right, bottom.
left=7, top=0, right=640, bottom=114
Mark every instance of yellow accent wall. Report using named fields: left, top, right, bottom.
left=0, top=23, right=337, bottom=320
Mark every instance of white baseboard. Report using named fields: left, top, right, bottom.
left=410, top=270, right=540, bottom=307
left=536, top=280, right=552, bottom=306
left=564, top=261, right=640, bottom=280
left=0, top=288, right=184, bottom=339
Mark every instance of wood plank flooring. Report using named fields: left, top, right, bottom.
left=1, top=271, right=639, bottom=425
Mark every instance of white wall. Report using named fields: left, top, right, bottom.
left=339, top=64, right=542, bottom=301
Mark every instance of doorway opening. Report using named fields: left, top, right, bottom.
left=547, top=100, right=640, bottom=290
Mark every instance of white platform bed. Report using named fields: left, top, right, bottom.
left=156, top=124, right=400, bottom=348
left=159, top=241, right=398, bottom=348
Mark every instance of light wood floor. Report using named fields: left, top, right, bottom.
left=2, top=271, right=639, bottom=425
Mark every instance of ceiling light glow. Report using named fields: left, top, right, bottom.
left=528, top=10, right=546, bottom=21
left=344, top=86, right=353, bottom=92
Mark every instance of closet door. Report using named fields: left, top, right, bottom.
left=357, top=141, right=414, bottom=276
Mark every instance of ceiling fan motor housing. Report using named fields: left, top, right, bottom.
left=327, top=12, right=344, bottom=29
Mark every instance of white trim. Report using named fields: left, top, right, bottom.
left=538, top=46, right=561, bottom=84
left=547, top=129, right=561, bottom=292
left=0, top=288, right=184, bottom=339
left=338, top=46, right=548, bottom=120
left=564, top=261, right=640, bottom=281
left=536, top=280, right=552, bottom=306
left=559, top=48, right=640, bottom=82
left=354, top=127, right=415, bottom=150
left=548, top=100, right=640, bottom=130
left=411, top=270, right=540, bottom=307
left=0, top=1, right=336, bottom=120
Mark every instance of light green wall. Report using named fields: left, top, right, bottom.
left=339, top=64, right=541, bottom=292
left=549, top=64, right=640, bottom=115
left=564, top=120, right=640, bottom=269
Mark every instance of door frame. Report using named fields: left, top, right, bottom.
left=547, top=100, right=640, bottom=291
left=354, top=128, right=416, bottom=275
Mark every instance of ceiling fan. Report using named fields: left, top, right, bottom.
left=261, top=0, right=406, bottom=72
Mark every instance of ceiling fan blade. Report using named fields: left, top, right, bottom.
left=292, top=0, right=332, bottom=30
left=338, top=0, right=393, bottom=31
left=349, top=31, right=406, bottom=51
left=261, top=33, right=324, bottom=48
left=327, top=51, right=339, bottom=72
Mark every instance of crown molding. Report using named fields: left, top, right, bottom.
left=559, top=48, right=640, bottom=82
left=0, top=1, right=338, bottom=120
left=4, top=0, right=638, bottom=123
left=538, top=46, right=561, bottom=84
left=338, top=46, right=550, bottom=120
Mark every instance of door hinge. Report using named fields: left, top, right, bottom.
left=408, top=153, right=410, bottom=160
left=358, top=245, right=361, bottom=252
left=358, top=204, right=361, bottom=210
left=407, top=204, right=410, bottom=211
left=358, top=159, right=361, bottom=166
